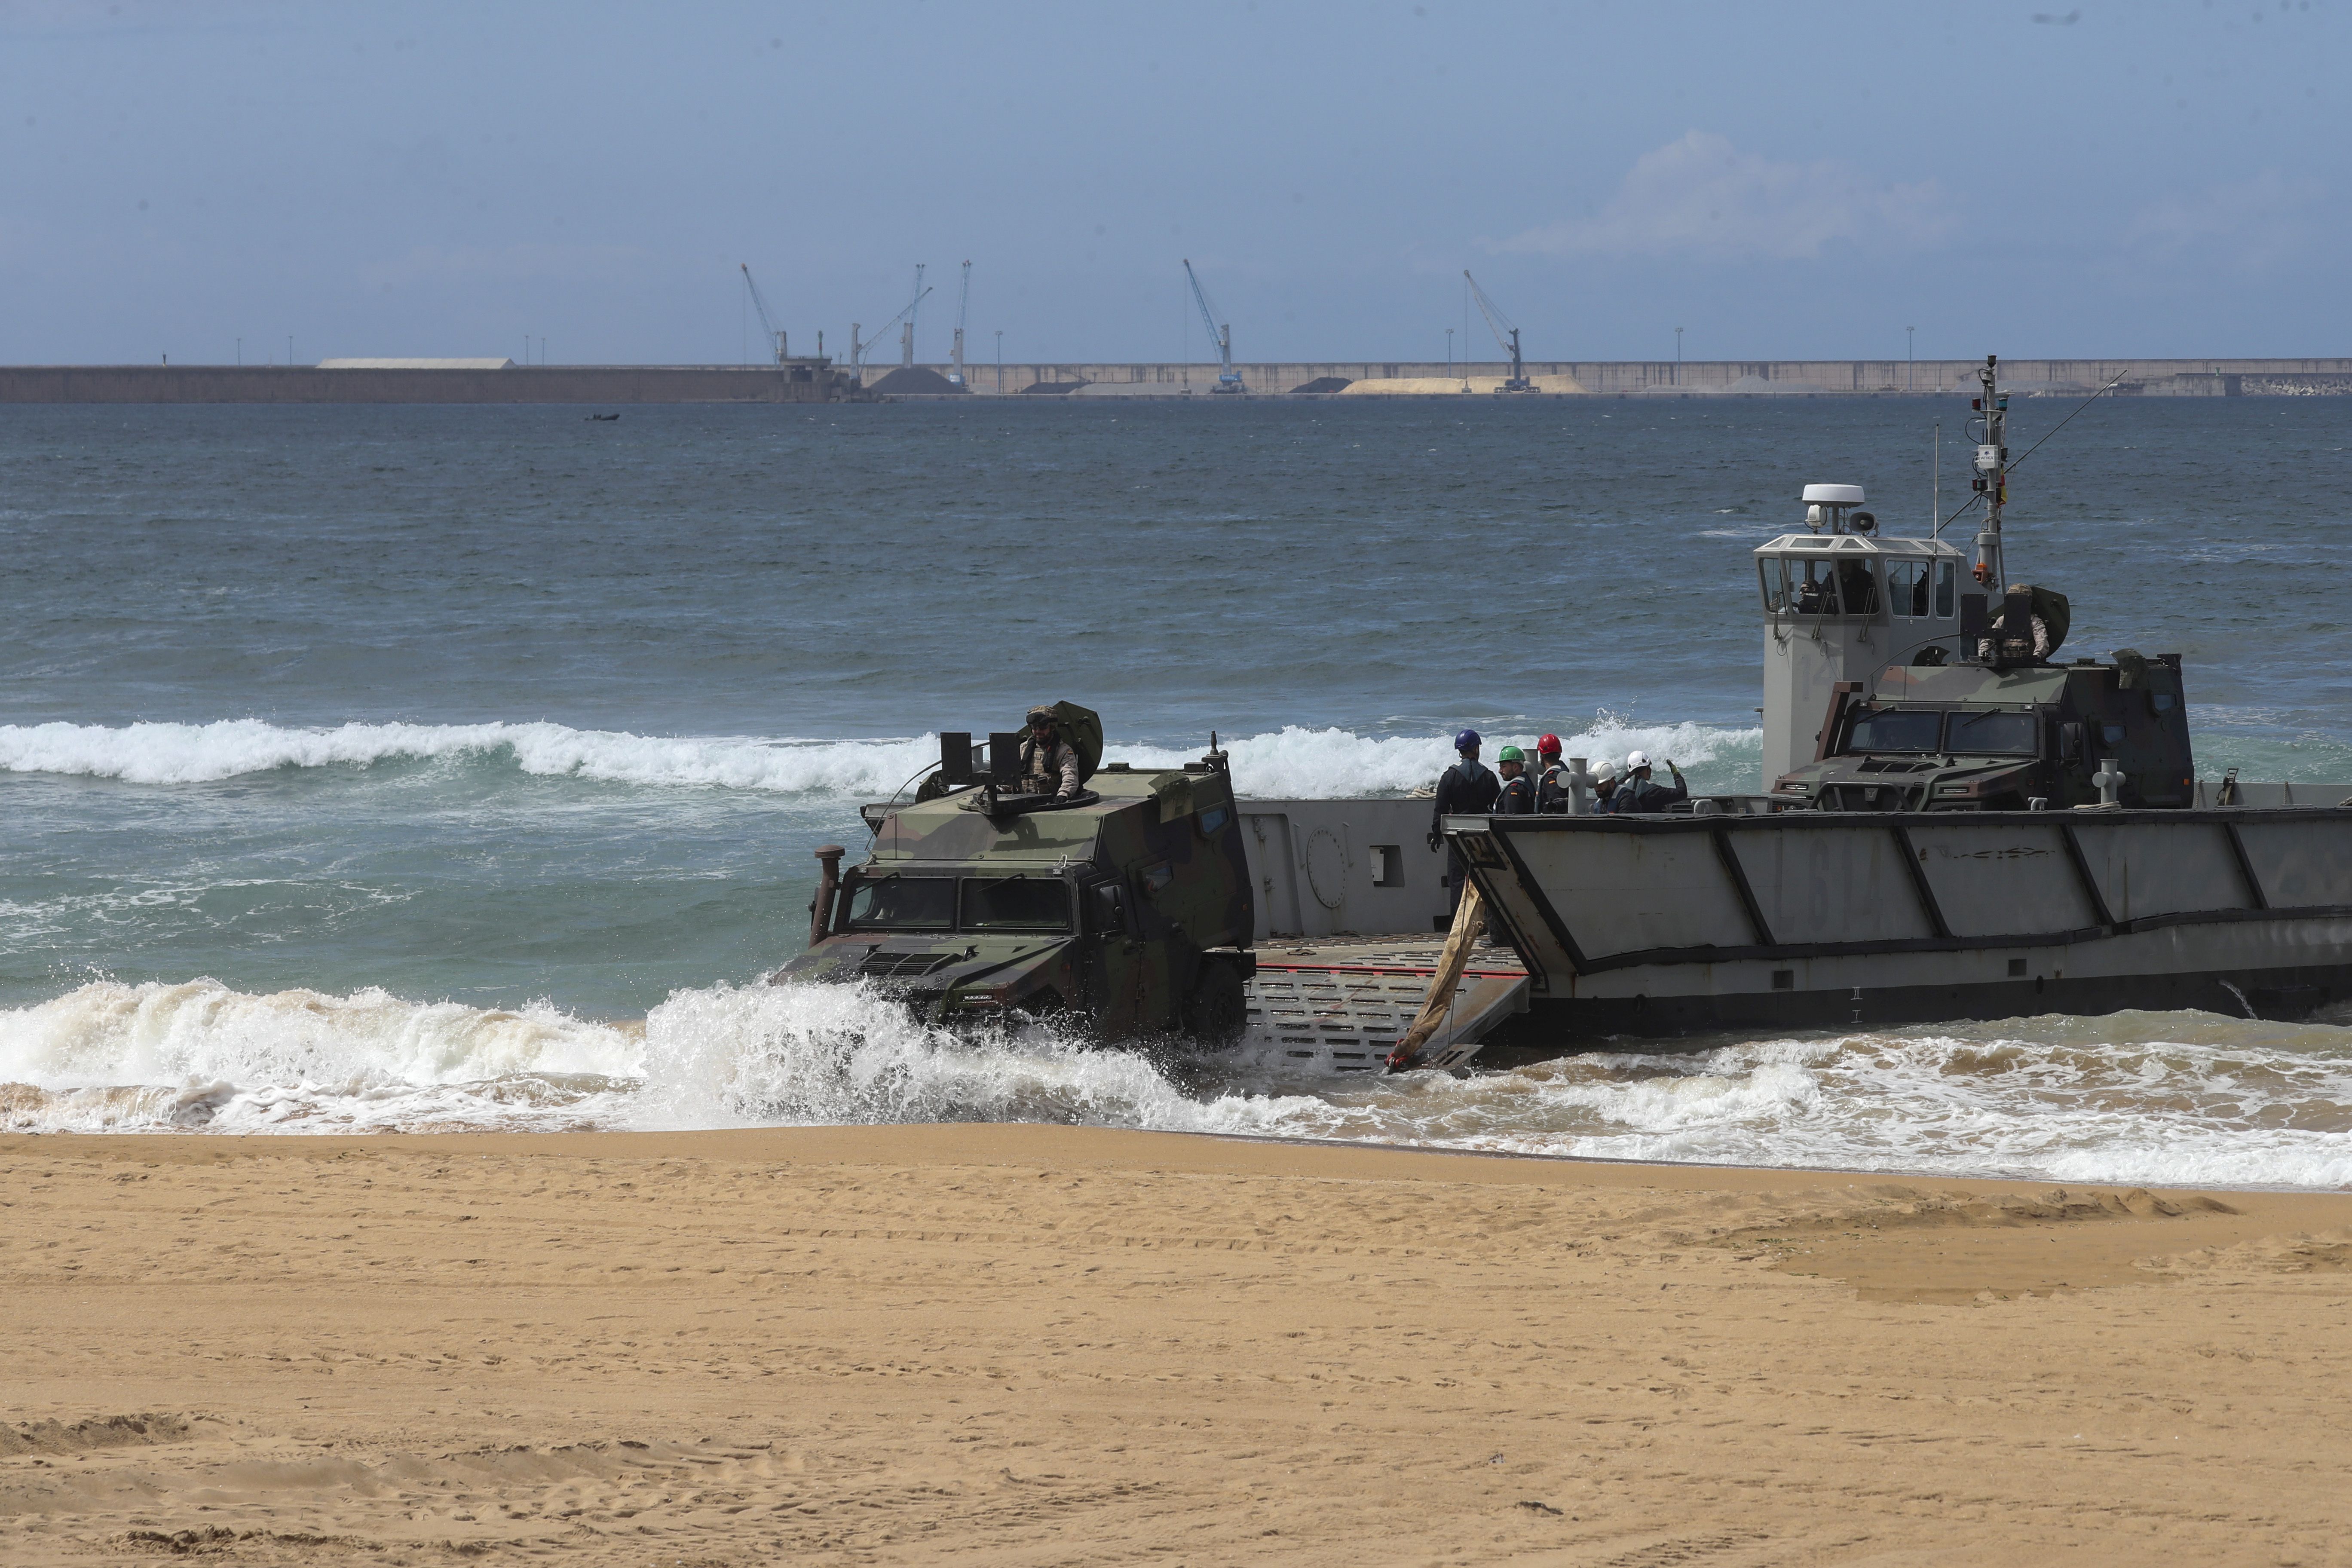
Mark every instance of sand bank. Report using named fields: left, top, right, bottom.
left=4, top=1125, right=2349, bottom=1565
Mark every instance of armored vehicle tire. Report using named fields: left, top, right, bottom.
left=1183, top=959, right=1246, bottom=1043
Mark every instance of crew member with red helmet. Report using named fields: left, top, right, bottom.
left=1532, top=733, right=1574, bottom=812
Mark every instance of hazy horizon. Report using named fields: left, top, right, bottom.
left=3, top=1, right=2342, bottom=367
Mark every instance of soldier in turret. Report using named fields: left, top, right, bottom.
left=1018, top=705, right=1083, bottom=800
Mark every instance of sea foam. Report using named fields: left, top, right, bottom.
left=0, top=717, right=1762, bottom=798
left=8, top=975, right=2352, bottom=1189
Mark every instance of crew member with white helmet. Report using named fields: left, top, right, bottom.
left=1589, top=762, right=1622, bottom=814
left=1614, top=750, right=1689, bottom=815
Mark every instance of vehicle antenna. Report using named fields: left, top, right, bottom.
left=1932, top=361, right=2129, bottom=543
left=1930, top=417, right=1939, bottom=538
left=2003, top=365, right=2133, bottom=476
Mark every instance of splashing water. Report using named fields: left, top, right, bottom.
left=7, top=977, right=2352, bottom=1189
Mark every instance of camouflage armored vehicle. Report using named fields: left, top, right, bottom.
left=1769, top=645, right=2194, bottom=813
left=776, top=714, right=1256, bottom=1041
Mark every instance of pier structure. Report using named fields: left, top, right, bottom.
left=910, top=356, right=2352, bottom=398
left=2, top=356, right=2346, bottom=403
left=0, top=361, right=848, bottom=404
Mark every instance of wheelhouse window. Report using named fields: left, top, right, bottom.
left=1887, top=560, right=1929, bottom=618
left=846, top=876, right=955, bottom=930
left=1947, top=710, right=2041, bottom=756
left=1934, top=560, right=1956, bottom=618
left=960, top=876, right=1073, bottom=932
left=1761, top=555, right=1839, bottom=615
left=1835, top=558, right=1880, bottom=616
left=1844, top=707, right=1944, bottom=753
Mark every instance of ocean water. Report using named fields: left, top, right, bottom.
left=5, top=395, right=2352, bottom=1185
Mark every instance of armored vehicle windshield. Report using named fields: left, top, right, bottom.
left=961, top=876, right=1073, bottom=932
left=1846, top=708, right=1943, bottom=753
left=848, top=875, right=955, bottom=929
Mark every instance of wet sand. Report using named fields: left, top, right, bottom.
left=4, top=1125, right=2349, bottom=1566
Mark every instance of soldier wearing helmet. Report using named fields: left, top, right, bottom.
left=1532, top=733, right=1574, bottom=813
left=1428, top=728, right=1500, bottom=912
left=1018, top=705, right=1082, bottom=800
left=1494, top=745, right=1536, bottom=815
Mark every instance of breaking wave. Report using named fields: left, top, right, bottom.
left=0, top=717, right=1763, bottom=798
left=7, top=978, right=2352, bottom=1188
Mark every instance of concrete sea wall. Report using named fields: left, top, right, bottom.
left=6, top=358, right=2349, bottom=403
left=922, top=357, right=2352, bottom=397
left=0, top=364, right=850, bottom=404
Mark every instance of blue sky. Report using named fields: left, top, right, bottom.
left=2, top=0, right=2340, bottom=364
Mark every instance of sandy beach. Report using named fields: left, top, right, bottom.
left=4, top=1126, right=2349, bottom=1565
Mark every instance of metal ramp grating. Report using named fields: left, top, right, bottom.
left=1244, top=970, right=1433, bottom=1072
left=1241, top=948, right=1530, bottom=1073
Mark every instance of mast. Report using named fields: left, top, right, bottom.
left=1970, top=355, right=2008, bottom=595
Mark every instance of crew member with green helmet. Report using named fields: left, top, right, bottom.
left=1494, top=744, right=1536, bottom=815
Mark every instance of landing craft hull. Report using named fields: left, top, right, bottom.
left=1443, top=804, right=2352, bottom=1049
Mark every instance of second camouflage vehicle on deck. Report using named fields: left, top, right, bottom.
left=776, top=704, right=1257, bottom=1041
left=1769, top=639, right=2196, bottom=813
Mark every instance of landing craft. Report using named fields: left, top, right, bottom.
left=1433, top=355, right=2352, bottom=1045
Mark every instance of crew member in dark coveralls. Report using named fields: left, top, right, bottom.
left=1533, top=734, right=1573, bottom=813
left=1614, top=749, right=1689, bottom=814
left=1494, top=746, right=1536, bottom=815
left=1590, top=763, right=1621, bottom=813
left=1428, top=728, right=1500, bottom=912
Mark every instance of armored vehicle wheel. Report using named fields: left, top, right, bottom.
left=1183, top=959, right=1246, bottom=1043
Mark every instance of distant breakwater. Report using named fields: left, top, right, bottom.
left=5, top=357, right=2350, bottom=403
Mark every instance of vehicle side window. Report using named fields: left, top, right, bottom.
left=1835, top=558, right=1880, bottom=616
left=1886, top=560, right=1928, bottom=618
left=960, top=877, right=1072, bottom=932
left=847, top=877, right=955, bottom=929
left=1947, top=710, right=2040, bottom=755
left=1934, top=560, right=1955, bottom=619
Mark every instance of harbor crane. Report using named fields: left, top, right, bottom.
left=1182, top=260, right=1245, bottom=393
left=850, top=279, right=934, bottom=376
left=1464, top=270, right=1536, bottom=394
left=948, top=260, right=971, bottom=386
left=900, top=264, right=926, bottom=367
left=739, top=263, right=788, bottom=362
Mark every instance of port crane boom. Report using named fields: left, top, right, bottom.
left=1464, top=270, right=1535, bottom=394
left=739, top=263, right=787, bottom=362
left=1182, top=259, right=1244, bottom=392
left=851, top=283, right=934, bottom=373
left=949, top=260, right=971, bottom=386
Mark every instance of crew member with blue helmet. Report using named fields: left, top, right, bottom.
left=1428, top=729, right=1501, bottom=913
